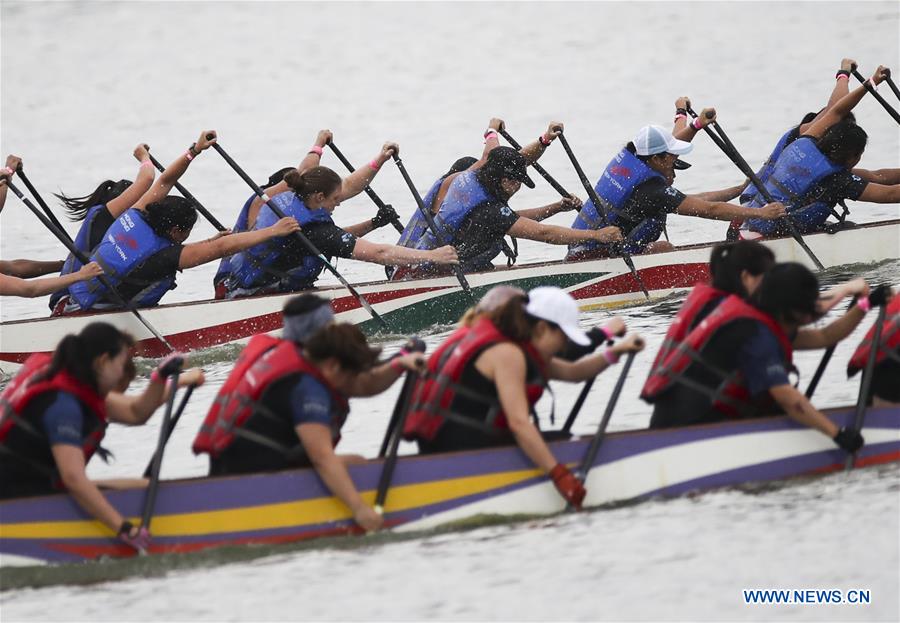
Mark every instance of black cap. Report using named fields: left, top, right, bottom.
left=484, top=146, right=536, bottom=189
left=673, top=158, right=692, bottom=170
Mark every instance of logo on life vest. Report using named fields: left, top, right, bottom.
left=609, top=166, right=632, bottom=178
left=787, top=165, right=812, bottom=178
left=113, top=232, right=140, bottom=250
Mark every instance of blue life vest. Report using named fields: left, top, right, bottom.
left=214, top=193, right=255, bottom=285
left=745, top=137, right=844, bottom=235
left=68, top=208, right=176, bottom=309
left=568, top=149, right=664, bottom=255
left=412, top=171, right=491, bottom=252
left=225, top=193, right=333, bottom=293
left=740, top=126, right=800, bottom=204
left=397, top=177, right=444, bottom=248
left=49, top=204, right=109, bottom=310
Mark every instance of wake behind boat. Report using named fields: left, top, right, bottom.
left=1, top=219, right=897, bottom=377
left=2, top=405, right=897, bottom=567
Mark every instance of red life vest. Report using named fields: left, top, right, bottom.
left=641, top=295, right=794, bottom=418
left=641, top=283, right=727, bottom=399
left=192, top=336, right=349, bottom=458
left=0, top=353, right=108, bottom=484
left=403, top=318, right=547, bottom=441
left=848, top=296, right=900, bottom=376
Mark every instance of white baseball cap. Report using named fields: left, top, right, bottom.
left=525, top=286, right=590, bottom=346
left=633, top=124, right=694, bottom=157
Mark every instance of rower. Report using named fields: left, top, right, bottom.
left=219, top=149, right=458, bottom=299
left=391, top=119, right=582, bottom=277
left=193, top=300, right=425, bottom=532
left=55, top=131, right=304, bottom=313
left=1, top=261, right=103, bottom=298
left=741, top=65, right=900, bottom=239
left=643, top=263, right=865, bottom=454
left=566, top=118, right=787, bottom=261
left=0, top=323, right=204, bottom=551
left=48, top=143, right=156, bottom=310
left=848, top=290, right=899, bottom=407
left=403, top=286, right=644, bottom=510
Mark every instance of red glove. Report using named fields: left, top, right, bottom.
left=549, top=463, right=586, bottom=510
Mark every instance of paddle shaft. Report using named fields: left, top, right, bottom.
left=378, top=372, right=417, bottom=458
left=326, top=141, right=403, bottom=234
left=577, top=352, right=635, bottom=483
left=209, top=141, right=389, bottom=330
left=142, top=368, right=180, bottom=530
left=686, top=108, right=825, bottom=271
left=562, top=378, right=595, bottom=434
left=555, top=132, right=650, bottom=298
left=851, top=69, right=900, bottom=125
left=391, top=154, right=475, bottom=299
left=374, top=370, right=421, bottom=512
left=885, top=75, right=900, bottom=103
left=147, top=153, right=227, bottom=232
left=805, top=296, right=858, bottom=398
left=14, top=166, right=70, bottom=240
left=845, top=304, right=887, bottom=471
left=498, top=129, right=572, bottom=199
left=6, top=180, right=175, bottom=352
left=142, top=385, right=196, bottom=478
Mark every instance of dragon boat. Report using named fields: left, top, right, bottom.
left=1, top=219, right=898, bottom=377
left=1, top=405, right=898, bottom=566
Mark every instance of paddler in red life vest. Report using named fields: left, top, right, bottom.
left=643, top=263, right=864, bottom=454
left=391, top=118, right=583, bottom=279
left=848, top=289, right=900, bottom=407
left=740, top=65, right=900, bottom=240
left=193, top=298, right=425, bottom=532
left=0, top=323, right=205, bottom=551
left=54, top=131, right=304, bottom=314
left=219, top=150, right=459, bottom=299
left=565, top=110, right=787, bottom=261
left=403, top=286, right=643, bottom=510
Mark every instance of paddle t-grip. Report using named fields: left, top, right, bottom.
left=552, top=125, right=563, bottom=134
left=705, top=110, right=715, bottom=119
left=206, top=133, right=215, bottom=140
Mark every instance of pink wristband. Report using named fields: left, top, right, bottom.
left=308, top=145, right=324, bottom=156
left=673, top=113, right=687, bottom=122
left=184, top=150, right=193, bottom=162
left=389, top=358, right=404, bottom=373
left=857, top=297, right=872, bottom=313
left=483, top=131, right=498, bottom=142
left=691, top=117, right=703, bottom=130
left=139, top=160, right=154, bottom=168
left=369, top=159, right=381, bottom=171
left=835, top=73, right=849, bottom=81
left=602, top=348, right=620, bottom=365
left=539, top=134, right=552, bottom=147
left=1, top=166, right=14, bottom=176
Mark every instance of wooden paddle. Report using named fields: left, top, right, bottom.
left=845, top=304, right=888, bottom=471
left=326, top=141, right=404, bottom=234
left=141, top=362, right=183, bottom=532
left=391, top=153, right=475, bottom=301
left=5, top=179, right=175, bottom=352
left=146, top=150, right=227, bottom=232
left=555, top=130, right=651, bottom=298
left=142, top=385, right=196, bottom=478
left=686, top=107, right=825, bottom=271
left=209, top=138, right=390, bottom=331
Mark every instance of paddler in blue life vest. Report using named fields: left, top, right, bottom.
left=739, top=65, right=900, bottom=239
left=642, top=262, right=866, bottom=455
left=220, top=148, right=459, bottom=299
left=0, top=322, right=206, bottom=552
left=54, top=131, right=303, bottom=314
left=403, top=286, right=643, bottom=510
left=641, top=240, right=878, bottom=400
left=391, top=119, right=583, bottom=278
left=193, top=296, right=426, bottom=532
left=566, top=115, right=788, bottom=261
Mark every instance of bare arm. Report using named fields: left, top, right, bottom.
left=344, top=219, right=377, bottom=238
left=516, top=196, right=581, bottom=222
left=691, top=182, right=748, bottom=203
left=106, top=144, right=155, bottom=218
left=857, top=182, right=900, bottom=204
left=507, top=216, right=622, bottom=245
left=677, top=195, right=785, bottom=222
left=0, top=258, right=65, bottom=278
left=768, top=384, right=839, bottom=437
left=519, top=122, right=563, bottom=164
left=339, top=142, right=397, bottom=200
left=793, top=306, right=866, bottom=350
left=0, top=262, right=102, bottom=298
left=52, top=445, right=125, bottom=533
left=178, top=217, right=300, bottom=269
left=105, top=369, right=205, bottom=425
left=804, top=66, right=886, bottom=140
left=479, top=344, right=558, bottom=472
left=852, top=168, right=900, bottom=185
left=134, top=131, right=217, bottom=211
left=547, top=334, right=643, bottom=381
left=673, top=107, right=715, bottom=141
left=350, top=238, right=457, bottom=267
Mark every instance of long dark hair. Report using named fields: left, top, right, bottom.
left=817, top=120, right=868, bottom=166
left=142, top=196, right=197, bottom=239
left=444, top=156, right=477, bottom=179
left=487, top=294, right=539, bottom=342
left=305, top=323, right=380, bottom=373
left=283, top=166, right=342, bottom=201
left=709, top=241, right=776, bottom=297
left=36, top=322, right=134, bottom=393
left=751, top=262, right=820, bottom=325
left=55, top=179, right=133, bottom=221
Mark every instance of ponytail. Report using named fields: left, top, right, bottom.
left=55, top=179, right=133, bottom=221
left=486, top=294, right=534, bottom=342
left=284, top=166, right=342, bottom=201
left=36, top=322, right=134, bottom=392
